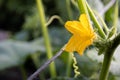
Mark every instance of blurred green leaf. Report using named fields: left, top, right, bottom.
left=14, top=30, right=29, bottom=41
left=0, top=40, right=45, bottom=70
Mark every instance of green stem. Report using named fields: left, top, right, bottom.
left=86, top=2, right=106, bottom=39
left=99, top=49, right=114, bottom=80
left=66, top=53, right=73, bottom=77
left=94, top=11, right=109, bottom=35
left=99, top=1, right=119, bottom=76
left=66, top=0, right=73, bottom=77
left=99, top=33, right=120, bottom=80
left=20, top=65, right=27, bottom=80
left=77, top=0, right=88, bottom=14
left=36, top=0, right=56, bottom=78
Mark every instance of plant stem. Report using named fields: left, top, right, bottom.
left=66, top=0, right=73, bottom=77
left=77, top=0, right=88, bottom=14
left=36, top=0, right=56, bottom=78
left=86, top=2, right=106, bottom=39
left=66, top=53, right=73, bottom=77
left=99, top=2, right=118, bottom=79
left=99, top=49, right=114, bottom=80
left=99, top=33, right=120, bottom=80
left=94, top=11, right=109, bottom=34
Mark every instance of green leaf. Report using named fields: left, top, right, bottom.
left=0, top=40, right=44, bottom=70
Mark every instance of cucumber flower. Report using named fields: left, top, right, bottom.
left=64, top=14, right=96, bottom=55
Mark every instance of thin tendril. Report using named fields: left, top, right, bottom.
left=46, top=15, right=64, bottom=26
left=72, top=53, right=80, bottom=77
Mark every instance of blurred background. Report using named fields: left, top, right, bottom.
left=0, top=0, right=120, bottom=80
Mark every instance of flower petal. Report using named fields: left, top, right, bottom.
left=65, top=35, right=76, bottom=52
left=65, top=21, right=83, bottom=34
left=77, top=40, right=92, bottom=55
left=79, top=14, right=93, bottom=32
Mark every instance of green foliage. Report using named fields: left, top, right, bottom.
left=0, top=40, right=44, bottom=70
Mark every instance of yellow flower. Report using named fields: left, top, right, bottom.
left=65, top=14, right=96, bottom=55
